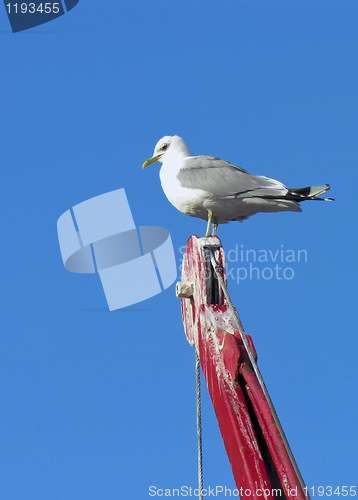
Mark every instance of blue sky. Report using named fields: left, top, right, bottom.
left=0, top=1, right=357, bottom=498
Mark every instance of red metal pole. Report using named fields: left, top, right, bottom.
left=177, top=235, right=309, bottom=500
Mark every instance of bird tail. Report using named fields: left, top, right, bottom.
left=287, top=184, right=334, bottom=201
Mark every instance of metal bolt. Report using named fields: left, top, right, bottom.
left=176, top=281, right=194, bottom=299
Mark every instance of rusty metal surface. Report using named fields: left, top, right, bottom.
left=178, top=235, right=308, bottom=500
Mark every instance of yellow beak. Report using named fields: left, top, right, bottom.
left=142, top=154, right=161, bottom=169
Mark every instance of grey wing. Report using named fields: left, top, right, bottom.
left=177, top=156, right=289, bottom=199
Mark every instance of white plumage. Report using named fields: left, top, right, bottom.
left=142, top=135, right=332, bottom=234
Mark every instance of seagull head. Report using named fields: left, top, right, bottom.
left=142, top=135, right=191, bottom=168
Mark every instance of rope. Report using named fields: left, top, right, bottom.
left=195, top=348, right=204, bottom=500
left=207, top=248, right=310, bottom=500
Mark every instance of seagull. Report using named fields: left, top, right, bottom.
left=142, top=135, right=333, bottom=237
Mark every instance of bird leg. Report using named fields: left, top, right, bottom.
left=212, top=223, right=218, bottom=236
left=204, top=210, right=213, bottom=237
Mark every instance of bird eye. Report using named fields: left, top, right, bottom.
left=161, top=143, right=169, bottom=151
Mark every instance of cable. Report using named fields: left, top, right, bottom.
left=195, top=348, right=204, bottom=500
